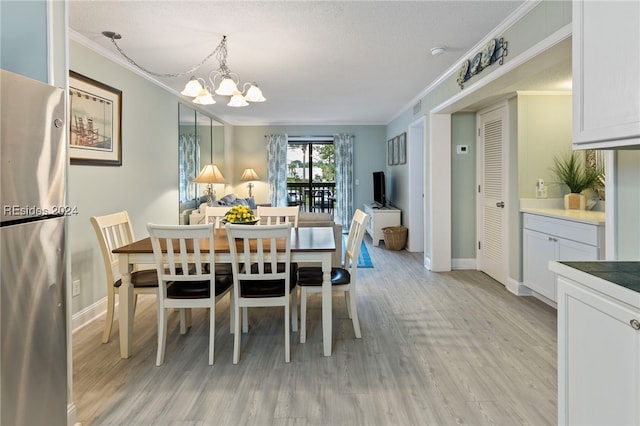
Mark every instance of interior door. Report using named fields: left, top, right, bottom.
left=477, top=105, right=508, bottom=285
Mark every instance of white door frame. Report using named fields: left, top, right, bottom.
left=407, top=116, right=425, bottom=253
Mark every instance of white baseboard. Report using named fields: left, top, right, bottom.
left=424, top=255, right=431, bottom=270
left=452, top=258, right=477, bottom=270
left=506, top=278, right=533, bottom=296
left=72, top=296, right=108, bottom=333
left=67, top=402, right=77, bottom=426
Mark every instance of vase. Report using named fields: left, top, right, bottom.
left=564, top=193, right=586, bottom=210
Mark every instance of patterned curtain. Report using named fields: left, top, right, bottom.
left=179, top=134, right=200, bottom=202
left=266, top=134, right=288, bottom=206
left=334, top=133, right=354, bottom=230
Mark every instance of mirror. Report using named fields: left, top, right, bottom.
left=178, top=103, right=224, bottom=222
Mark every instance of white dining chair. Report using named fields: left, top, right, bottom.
left=147, top=223, right=232, bottom=365
left=226, top=223, right=297, bottom=363
left=204, top=206, right=229, bottom=228
left=90, top=211, right=158, bottom=343
left=297, top=208, right=370, bottom=343
left=257, top=205, right=300, bottom=228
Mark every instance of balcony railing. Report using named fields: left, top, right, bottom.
left=287, top=182, right=335, bottom=214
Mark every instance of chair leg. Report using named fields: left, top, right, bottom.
left=233, top=302, right=241, bottom=364
left=344, top=290, right=352, bottom=319
left=285, top=297, right=290, bottom=363
left=300, top=287, right=308, bottom=343
left=229, top=290, right=235, bottom=334
left=156, top=307, right=167, bottom=366
left=242, top=307, right=249, bottom=333
left=291, top=288, right=298, bottom=333
left=347, top=289, right=361, bottom=338
left=102, top=287, right=115, bottom=343
left=179, top=308, right=192, bottom=334
left=208, top=306, right=215, bottom=365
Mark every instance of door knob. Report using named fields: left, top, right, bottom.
left=496, top=201, right=505, bottom=208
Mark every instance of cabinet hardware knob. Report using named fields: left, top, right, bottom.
left=631, top=319, right=640, bottom=330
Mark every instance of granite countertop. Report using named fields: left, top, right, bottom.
left=521, top=207, right=605, bottom=225
left=560, top=261, right=640, bottom=294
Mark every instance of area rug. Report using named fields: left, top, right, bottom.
left=342, top=234, right=373, bottom=268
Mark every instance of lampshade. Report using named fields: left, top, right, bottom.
left=228, top=91, right=249, bottom=107
left=193, top=88, right=216, bottom=105
left=244, top=84, right=266, bottom=102
left=181, top=77, right=203, bottom=97
left=240, top=168, right=260, bottom=181
left=193, top=164, right=225, bottom=184
left=215, top=77, right=238, bottom=96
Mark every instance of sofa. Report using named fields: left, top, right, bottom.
left=187, top=194, right=342, bottom=267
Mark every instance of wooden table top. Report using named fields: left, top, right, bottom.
left=113, top=226, right=336, bottom=254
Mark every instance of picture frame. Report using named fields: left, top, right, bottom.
left=387, top=138, right=396, bottom=165
left=69, top=71, right=122, bottom=166
left=397, top=132, right=406, bottom=164
left=392, top=136, right=399, bottom=165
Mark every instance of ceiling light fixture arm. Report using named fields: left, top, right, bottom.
left=102, top=31, right=222, bottom=78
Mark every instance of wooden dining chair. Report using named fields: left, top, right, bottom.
left=297, top=208, right=371, bottom=343
left=147, top=223, right=232, bottom=365
left=257, top=205, right=300, bottom=228
left=90, top=211, right=159, bottom=343
left=226, top=223, right=298, bottom=363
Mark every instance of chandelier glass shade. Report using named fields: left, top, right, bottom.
left=102, top=31, right=265, bottom=108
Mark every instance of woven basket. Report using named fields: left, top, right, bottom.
left=382, top=226, right=407, bottom=250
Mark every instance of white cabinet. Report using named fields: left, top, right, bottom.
left=523, top=213, right=604, bottom=302
left=572, top=0, right=640, bottom=149
left=363, top=203, right=401, bottom=247
left=554, top=270, right=640, bottom=425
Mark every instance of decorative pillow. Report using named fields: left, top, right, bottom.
left=219, top=194, right=238, bottom=205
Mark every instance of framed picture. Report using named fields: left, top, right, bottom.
left=387, top=138, right=395, bottom=165
left=398, top=132, right=406, bottom=164
left=69, top=71, right=122, bottom=166
left=392, top=136, right=399, bottom=165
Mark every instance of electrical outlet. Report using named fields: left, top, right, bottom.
left=72, top=279, right=80, bottom=297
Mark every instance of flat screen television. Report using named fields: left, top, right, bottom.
left=373, top=171, right=386, bottom=207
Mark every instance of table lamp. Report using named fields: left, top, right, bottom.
left=192, top=164, right=225, bottom=205
left=240, top=168, right=260, bottom=198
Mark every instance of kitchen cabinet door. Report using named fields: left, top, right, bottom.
left=572, top=0, right=640, bottom=148
left=557, top=276, right=640, bottom=425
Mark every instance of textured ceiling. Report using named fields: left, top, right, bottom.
left=68, top=1, right=536, bottom=125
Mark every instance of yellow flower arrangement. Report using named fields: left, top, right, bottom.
left=224, top=205, right=257, bottom=224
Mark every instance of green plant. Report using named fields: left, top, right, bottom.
left=552, top=151, right=604, bottom=194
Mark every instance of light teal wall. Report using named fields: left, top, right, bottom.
left=517, top=92, right=572, bottom=199
left=69, top=40, right=180, bottom=315
left=231, top=125, right=386, bottom=211
left=451, top=113, right=477, bottom=260
left=1, top=0, right=48, bottom=82
left=386, top=0, right=572, bottom=276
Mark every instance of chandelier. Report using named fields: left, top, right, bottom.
left=102, top=31, right=265, bottom=107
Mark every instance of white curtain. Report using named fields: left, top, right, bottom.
left=334, top=133, right=354, bottom=230
left=266, top=134, right=288, bottom=206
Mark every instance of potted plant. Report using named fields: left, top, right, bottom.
left=552, top=150, right=604, bottom=209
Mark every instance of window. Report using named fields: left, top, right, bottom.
left=286, top=139, right=335, bottom=213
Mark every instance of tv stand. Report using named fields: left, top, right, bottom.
left=363, top=203, right=401, bottom=247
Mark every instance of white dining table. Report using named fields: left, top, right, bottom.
left=113, top=226, right=336, bottom=358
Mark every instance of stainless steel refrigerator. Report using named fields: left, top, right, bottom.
left=1, top=69, right=68, bottom=425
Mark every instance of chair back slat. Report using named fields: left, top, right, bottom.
left=90, top=211, right=137, bottom=283
left=257, top=206, right=300, bottom=228
left=204, top=206, right=229, bottom=228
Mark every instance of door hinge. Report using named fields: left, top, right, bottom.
left=478, top=185, right=481, bottom=193
left=478, top=241, right=481, bottom=250
left=478, top=128, right=481, bottom=136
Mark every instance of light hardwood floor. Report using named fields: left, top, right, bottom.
left=73, top=236, right=557, bottom=425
